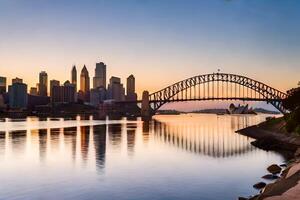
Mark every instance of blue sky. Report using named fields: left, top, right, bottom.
left=0, top=0, right=299, bottom=110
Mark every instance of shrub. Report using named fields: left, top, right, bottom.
left=283, top=88, right=300, bottom=133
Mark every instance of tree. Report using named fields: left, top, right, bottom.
left=282, top=87, right=300, bottom=134
left=283, top=87, right=300, bottom=111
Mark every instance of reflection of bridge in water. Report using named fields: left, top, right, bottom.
left=0, top=115, right=272, bottom=172
left=149, top=115, right=264, bottom=158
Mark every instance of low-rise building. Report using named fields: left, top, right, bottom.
left=51, top=81, right=76, bottom=103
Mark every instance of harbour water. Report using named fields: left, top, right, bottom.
left=0, top=114, right=285, bottom=200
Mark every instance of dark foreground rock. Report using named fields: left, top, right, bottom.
left=253, top=182, right=267, bottom=190
left=254, top=161, right=300, bottom=200
left=267, top=164, right=282, bottom=174
left=261, top=174, right=279, bottom=180
left=237, top=123, right=300, bottom=200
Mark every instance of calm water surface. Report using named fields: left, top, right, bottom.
left=0, top=114, right=285, bottom=200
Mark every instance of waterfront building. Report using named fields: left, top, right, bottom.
left=107, top=76, right=125, bottom=101
left=63, top=81, right=76, bottom=103
left=27, top=95, right=50, bottom=110
left=0, top=76, right=6, bottom=94
left=51, top=81, right=76, bottom=103
left=93, top=62, right=106, bottom=89
left=29, top=87, right=38, bottom=95
left=38, top=71, right=48, bottom=96
left=12, top=77, right=23, bottom=84
left=8, top=82, right=28, bottom=109
left=71, top=65, right=77, bottom=91
left=90, top=87, right=107, bottom=107
left=126, top=74, right=137, bottom=101
left=50, top=79, right=60, bottom=98
left=80, top=65, right=90, bottom=102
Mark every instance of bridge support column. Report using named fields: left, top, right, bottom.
left=141, top=90, right=152, bottom=121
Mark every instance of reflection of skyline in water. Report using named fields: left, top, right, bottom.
left=0, top=114, right=275, bottom=172
left=0, top=115, right=286, bottom=200
left=0, top=122, right=110, bottom=173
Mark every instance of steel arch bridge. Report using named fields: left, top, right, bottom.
left=147, top=73, right=287, bottom=114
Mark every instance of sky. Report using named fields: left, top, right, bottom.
left=0, top=0, right=299, bottom=110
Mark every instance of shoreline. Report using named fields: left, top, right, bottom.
left=236, top=119, right=300, bottom=200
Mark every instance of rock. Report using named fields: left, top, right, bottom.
left=262, top=174, right=279, bottom=180
left=267, top=164, right=282, bottom=174
left=253, top=182, right=266, bottom=189
left=280, top=164, right=287, bottom=168
left=294, top=148, right=300, bottom=157
left=238, top=197, right=248, bottom=200
left=248, top=195, right=259, bottom=200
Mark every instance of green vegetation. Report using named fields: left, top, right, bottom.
left=283, top=87, right=300, bottom=135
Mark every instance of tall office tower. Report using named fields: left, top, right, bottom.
left=8, top=82, right=28, bottom=109
left=93, top=62, right=106, bottom=89
left=126, top=74, right=137, bottom=101
left=0, top=76, right=6, bottom=94
left=50, top=80, right=60, bottom=98
left=38, top=71, right=48, bottom=96
left=71, top=65, right=77, bottom=91
left=80, top=65, right=90, bottom=101
left=107, top=76, right=125, bottom=101
left=12, top=77, right=23, bottom=84
left=80, top=65, right=90, bottom=92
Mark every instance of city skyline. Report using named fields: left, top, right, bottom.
left=0, top=1, right=300, bottom=200
left=0, top=0, right=299, bottom=97
left=0, top=62, right=295, bottom=111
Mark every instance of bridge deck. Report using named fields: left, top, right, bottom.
left=116, top=97, right=282, bottom=104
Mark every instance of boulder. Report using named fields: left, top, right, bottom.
left=253, top=182, right=266, bottom=189
left=280, top=164, right=287, bottom=168
left=262, top=174, right=279, bottom=180
left=267, top=164, right=281, bottom=174
left=238, top=197, right=248, bottom=200
left=248, top=195, right=259, bottom=200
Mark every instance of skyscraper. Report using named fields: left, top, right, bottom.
left=50, top=80, right=60, bottom=98
left=71, top=65, right=77, bottom=91
left=38, top=71, right=48, bottom=96
left=93, top=62, right=106, bottom=89
left=107, top=76, right=125, bottom=101
left=126, top=74, right=137, bottom=101
left=0, top=76, right=6, bottom=94
left=80, top=65, right=90, bottom=92
left=80, top=65, right=90, bottom=101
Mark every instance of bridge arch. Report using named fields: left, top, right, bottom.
left=149, top=73, right=287, bottom=113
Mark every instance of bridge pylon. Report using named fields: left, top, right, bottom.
left=141, top=90, right=152, bottom=121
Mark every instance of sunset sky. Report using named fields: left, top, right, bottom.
left=0, top=0, right=299, bottom=110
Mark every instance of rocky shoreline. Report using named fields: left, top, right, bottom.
left=236, top=120, right=300, bottom=200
